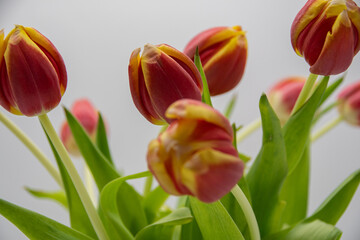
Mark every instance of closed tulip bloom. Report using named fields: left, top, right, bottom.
left=147, top=99, right=244, bottom=203
left=268, top=77, right=306, bottom=125
left=338, top=81, right=360, bottom=126
left=129, top=44, right=202, bottom=125
left=184, top=26, right=247, bottom=96
left=61, top=99, right=99, bottom=156
left=0, top=25, right=67, bottom=116
left=291, top=0, right=360, bottom=75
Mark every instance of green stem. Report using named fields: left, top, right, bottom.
left=84, top=162, right=96, bottom=205
left=0, top=111, right=63, bottom=188
left=311, top=115, right=343, bottom=142
left=313, top=101, right=339, bottom=124
left=237, top=118, right=262, bottom=143
left=291, top=73, right=318, bottom=115
left=231, top=185, right=261, bottom=240
left=143, top=174, right=153, bottom=197
left=38, top=114, right=109, bottom=240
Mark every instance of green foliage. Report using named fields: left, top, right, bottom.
left=64, top=108, right=120, bottom=191
left=143, top=186, right=169, bottom=223
left=284, top=220, right=342, bottom=240
left=189, top=197, right=245, bottom=240
left=194, top=47, right=212, bottom=107
left=0, top=198, right=94, bottom=240
left=246, top=94, right=287, bottom=237
left=135, top=208, right=192, bottom=240
left=25, top=187, right=68, bottom=209
left=95, top=112, right=113, bottom=165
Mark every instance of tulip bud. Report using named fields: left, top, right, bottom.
left=147, top=99, right=244, bottom=203
left=267, top=77, right=306, bottom=125
left=291, top=0, right=360, bottom=75
left=0, top=25, right=67, bottom=116
left=128, top=44, right=202, bottom=125
left=337, top=81, right=360, bottom=126
left=184, top=26, right=247, bottom=96
left=60, top=99, right=100, bottom=156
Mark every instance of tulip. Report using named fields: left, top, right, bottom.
left=184, top=26, right=247, bottom=96
left=147, top=99, right=244, bottom=203
left=291, top=0, right=360, bottom=75
left=268, top=77, right=306, bottom=125
left=61, top=99, right=100, bottom=156
left=338, top=81, right=360, bottom=126
left=128, top=44, right=202, bottom=125
left=0, top=25, right=67, bottom=116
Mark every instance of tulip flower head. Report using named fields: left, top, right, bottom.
left=291, top=0, right=360, bottom=75
left=268, top=77, right=306, bottom=125
left=128, top=44, right=203, bottom=125
left=184, top=26, right=247, bottom=96
left=147, top=99, right=244, bottom=203
left=0, top=25, right=67, bottom=116
left=61, top=99, right=100, bottom=156
left=338, top=81, right=360, bottom=126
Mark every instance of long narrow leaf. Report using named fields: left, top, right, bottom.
left=25, top=187, right=68, bottom=209
left=135, top=208, right=192, bottom=240
left=0, top=198, right=94, bottom=240
left=64, top=108, right=120, bottom=191
left=246, top=94, right=287, bottom=237
left=143, top=186, right=169, bottom=223
left=95, top=113, right=113, bottom=165
left=283, top=77, right=328, bottom=174
left=189, top=197, right=244, bottom=240
left=194, top=47, right=212, bottom=107
left=284, top=220, right=342, bottom=240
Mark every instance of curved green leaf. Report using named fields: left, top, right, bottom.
left=96, top=113, right=113, bottom=165
left=64, top=108, right=120, bottom=191
left=0, top=198, right=94, bottom=240
left=284, top=220, right=342, bottom=240
left=189, top=197, right=244, bottom=240
left=25, top=187, right=68, bottom=209
left=246, top=94, right=287, bottom=236
left=135, top=208, right=192, bottom=240
left=283, top=77, right=328, bottom=174
left=307, top=169, right=360, bottom=225
left=143, top=186, right=169, bottom=223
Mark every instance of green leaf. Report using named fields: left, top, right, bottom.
left=0, top=198, right=94, bottom=240
left=279, top=144, right=310, bottom=225
left=284, top=220, right=342, bottom=240
left=194, top=47, right=212, bottom=107
left=99, top=172, right=150, bottom=239
left=95, top=113, right=113, bottom=165
left=224, top=94, right=238, bottom=118
left=189, top=197, right=245, bottom=240
left=306, top=169, right=360, bottom=225
left=25, top=187, right=68, bottom=209
left=319, top=76, right=343, bottom=106
left=283, top=77, right=328, bottom=174
left=44, top=130, right=97, bottom=239
left=143, top=186, right=169, bottom=223
left=135, top=208, right=192, bottom=240
left=246, top=94, right=287, bottom=236
left=64, top=108, right=120, bottom=191
left=180, top=197, right=203, bottom=240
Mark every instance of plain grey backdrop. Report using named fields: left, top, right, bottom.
left=0, top=0, right=359, bottom=239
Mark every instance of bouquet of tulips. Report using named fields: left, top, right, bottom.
left=1, top=0, right=360, bottom=239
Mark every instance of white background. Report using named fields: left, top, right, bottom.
left=0, top=0, right=359, bottom=239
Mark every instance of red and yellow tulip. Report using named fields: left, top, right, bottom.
left=147, top=99, right=244, bottom=203
left=291, top=0, right=360, bottom=75
left=128, top=44, right=202, bottom=125
left=338, top=81, right=360, bottom=126
left=0, top=25, right=67, bottom=116
left=184, top=26, right=247, bottom=96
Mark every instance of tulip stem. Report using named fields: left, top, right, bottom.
left=143, top=174, right=153, bottom=197
left=237, top=118, right=262, bottom=143
left=84, top=162, right=96, bottom=205
left=0, top=111, right=63, bottom=188
left=311, top=115, right=343, bottom=142
left=291, top=73, right=318, bottom=115
left=38, top=114, right=109, bottom=240
left=231, top=185, right=261, bottom=240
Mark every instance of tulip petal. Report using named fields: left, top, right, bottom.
left=166, top=99, right=233, bottom=136
left=141, top=45, right=202, bottom=120
left=23, top=26, right=67, bottom=95
left=310, top=11, right=355, bottom=75
left=181, top=148, right=244, bottom=203
left=4, top=27, right=62, bottom=116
